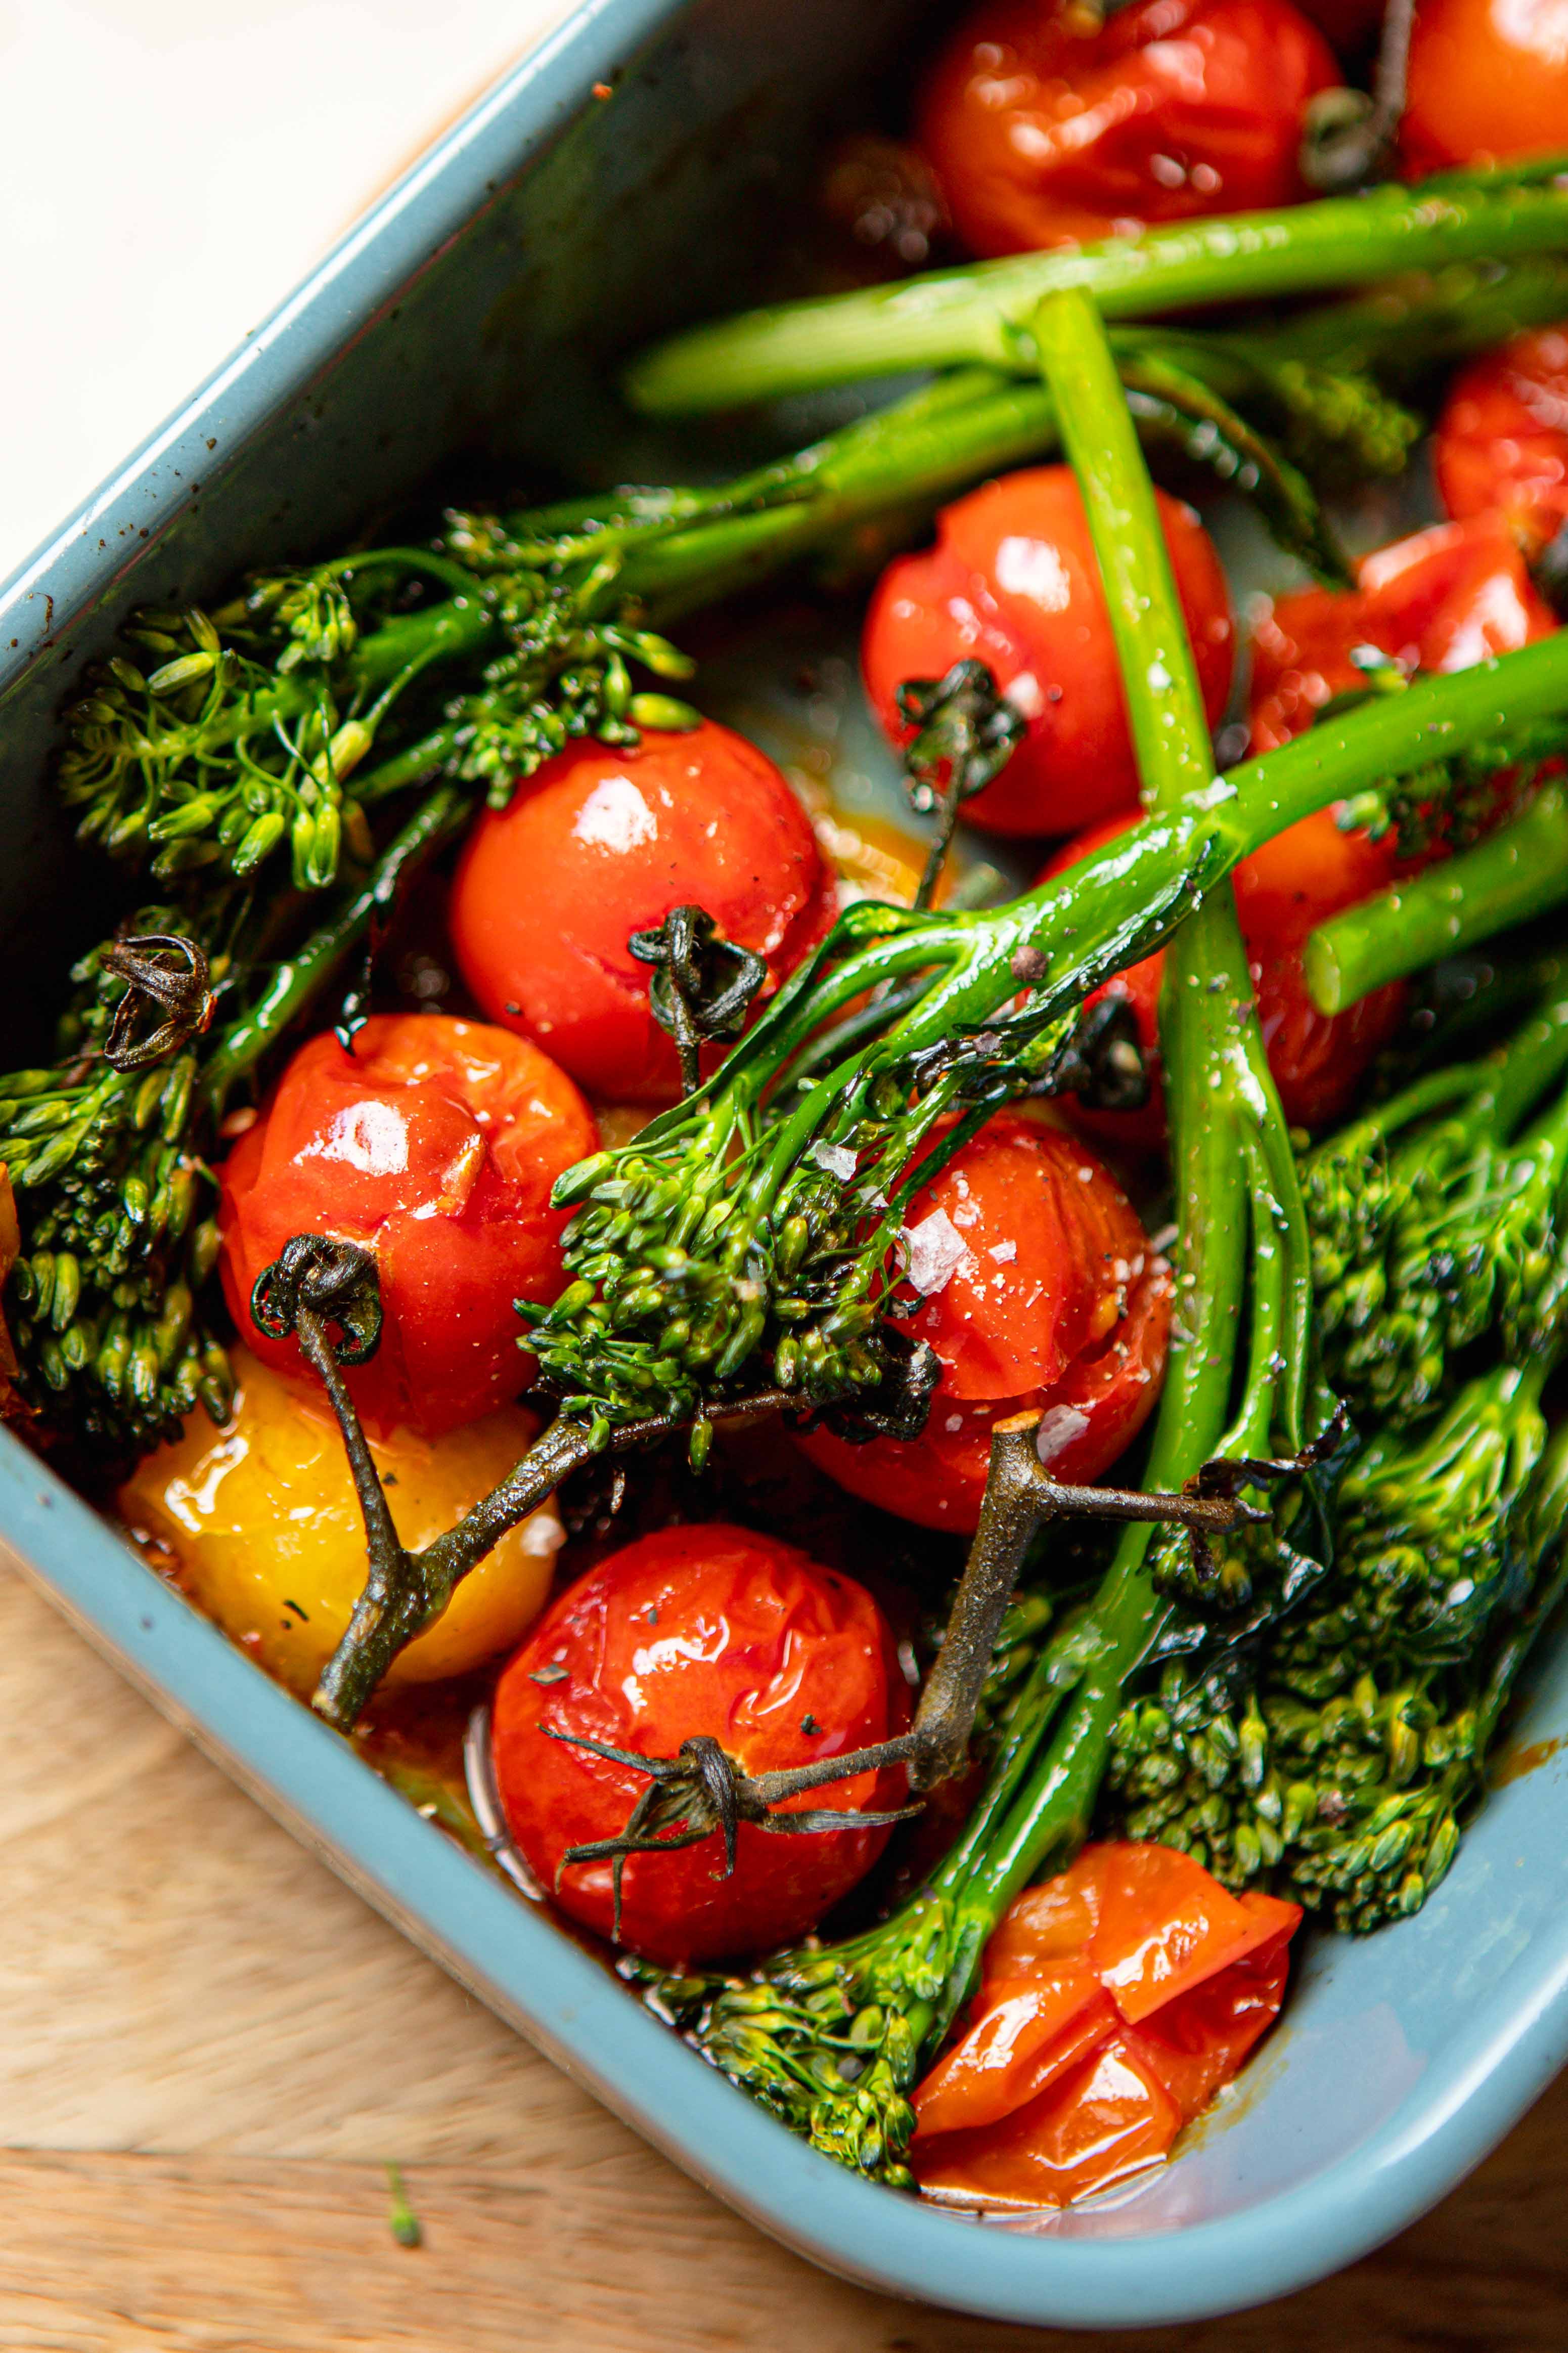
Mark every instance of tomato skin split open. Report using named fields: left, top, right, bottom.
left=911, top=1841, right=1301, bottom=2209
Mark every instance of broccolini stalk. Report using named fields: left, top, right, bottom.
left=1307, top=780, right=1568, bottom=1017
left=1305, top=990, right=1568, bottom=1422
left=621, top=288, right=1338, bottom=2183
left=624, top=162, right=1568, bottom=414
left=2, top=788, right=465, bottom=1453
left=57, top=370, right=1087, bottom=899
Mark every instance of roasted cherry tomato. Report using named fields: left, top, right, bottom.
left=490, top=1525, right=910, bottom=1966
left=862, top=466, right=1234, bottom=838
left=796, top=1113, right=1170, bottom=1532
left=120, top=1347, right=562, bottom=1698
left=447, top=719, right=837, bottom=1102
left=1404, top=0, right=1568, bottom=173
left=916, top=0, right=1338, bottom=258
left=218, top=1014, right=597, bottom=1442
left=1249, top=513, right=1559, bottom=754
left=1436, top=326, right=1568, bottom=554
left=1044, top=805, right=1406, bottom=1134
left=911, top=1841, right=1300, bottom=2209
left=1045, top=516, right=1558, bottom=1137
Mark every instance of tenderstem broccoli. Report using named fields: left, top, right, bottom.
left=616, top=285, right=1346, bottom=2183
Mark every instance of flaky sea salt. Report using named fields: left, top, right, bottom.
left=899, top=1207, right=970, bottom=1296
left=1036, top=1404, right=1093, bottom=1465
left=809, top=1138, right=858, bottom=1182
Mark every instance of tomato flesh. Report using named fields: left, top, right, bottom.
left=490, top=1525, right=911, bottom=1966
left=912, top=1841, right=1301, bottom=2208
left=916, top=0, right=1338, bottom=259
left=1436, top=326, right=1568, bottom=554
left=218, top=1013, right=597, bottom=1442
left=796, top=1113, right=1170, bottom=1532
left=447, top=718, right=836, bottom=1103
left=1404, top=0, right=1568, bottom=173
left=862, top=466, right=1233, bottom=838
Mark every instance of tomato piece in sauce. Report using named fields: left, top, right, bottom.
left=912, top=1841, right=1301, bottom=2209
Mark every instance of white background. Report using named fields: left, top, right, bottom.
left=0, top=0, right=574, bottom=576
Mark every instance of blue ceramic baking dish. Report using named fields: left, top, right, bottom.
left=4, top=0, right=1568, bottom=2327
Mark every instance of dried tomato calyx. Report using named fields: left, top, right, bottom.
left=550, top=1726, right=924, bottom=1942
left=250, top=1232, right=384, bottom=1368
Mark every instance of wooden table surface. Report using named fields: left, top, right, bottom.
left=1, top=1561, right=1563, bottom=2352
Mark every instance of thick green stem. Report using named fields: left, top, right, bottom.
left=944, top=290, right=1301, bottom=1965
left=1306, top=782, right=1568, bottom=1013
left=625, top=168, right=1568, bottom=413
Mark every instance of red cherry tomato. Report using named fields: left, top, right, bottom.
left=1249, top=513, right=1559, bottom=754
left=1046, top=517, right=1557, bottom=1136
left=911, top=1842, right=1300, bottom=2209
left=916, top=0, right=1339, bottom=259
left=447, top=720, right=837, bottom=1103
left=1404, top=0, right=1568, bottom=173
left=862, top=466, right=1234, bottom=838
left=796, top=1113, right=1170, bottom=1533
left=489, top=1525, right=910, bottom=1966
left=1044, top=803, right=1404, bottom=1135
left=218, top=1014, right=597, bottom=1442
left=1435, top=325, right=1568, bottom=553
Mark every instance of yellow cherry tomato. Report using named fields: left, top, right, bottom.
left=118, top=1345, right=562, bottom=1697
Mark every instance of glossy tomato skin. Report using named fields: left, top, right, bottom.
left=910, top=1842, right=1300, bottom=2209
left=490, top=1525, right=910, bottom=1966
left=916, top=0, right=1339, bottom=259
left=862, top=467, right=1233, bottom=838
left=1249, top=513, right=1559, bottom=754
left=1404, top=0, right=1568, bottom=172
left=120, top=1347, right=562, bottom=1697
left=218, top=1014, right=597, bottom=1443
left=797, top=1114, right=1170, bottom=1532
left=1044, top=802, right=1404, bottom=1135
left=447, top=719, right=836, bottom=1103
left=1436, top=326, right=1568, bottom=552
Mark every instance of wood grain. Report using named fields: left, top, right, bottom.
left=0, top=1562, right=1563, bottom=2351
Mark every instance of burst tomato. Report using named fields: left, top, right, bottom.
left=795, top=1114, right=1170, bottom=1533
left=916, top=0, right=1339, bottom=259
left=1248, top=513, right=1559, bottom=754
left=1436, top=326, right=1568, bottom=554
left=217, top=1014, right=597, bottom=1443
left=1404, top=0, right=1568, bottom=173
left=490, top=1525, right=910, bottom=1966
left=862, top=466, right=1233, bottom=838
left=447, top=719, right=836, bottom=1102
left=1046, top=517, right=1557, bottom=1137
left=911, top=1841, right=1301, bottom=2209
